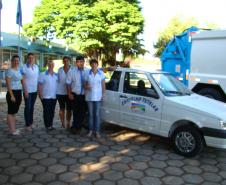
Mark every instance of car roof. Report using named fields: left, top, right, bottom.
left=115, top=67, right=167, bottom=74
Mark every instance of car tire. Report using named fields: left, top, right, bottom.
left=171, top=126, right=204, bottom=157
left=198, top=88, right=224, bottom=102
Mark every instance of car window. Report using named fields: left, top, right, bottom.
left=105, top=71, right=121, bottom=91
left=123, top=72, right=157, bottom=97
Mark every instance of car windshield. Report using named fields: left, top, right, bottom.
left=151, top=73, right=192, bottom=96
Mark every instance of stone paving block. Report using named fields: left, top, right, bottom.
left=124, top=169, right=144, bottom=179
left=111, top=162, right=129, bottom=171
left=87, top=150, right=104, bottom=158
left=200, top=158, right=218, bottom=165
left=18, top=142, right=34, bottom=148
left=133, top=155, right=150, bottom=162
left=59, top=172, right=79, bottom=183
left=183, top=159, right=200, bottom=166
left=182, top=174, right=204, bottom=184
left=141, top=176, right=162, bottom=185
left=69, top=151, right=86, bottom=158
left=49, top=151, right=67, bottom=159
left=6, top=147, right=23, bottom=153
left=202, top=172, right=222, bottom=182
left=70, top=180, right=92, bottom=185
left=10, top=173, right=33, bottom=184
left=0, top=159, right=16, bottom=168
left=138, top=149, right=154, bottom=156
left=183, top=165, right=202, bottom=174
left=117, top=156, right=134, bottom=163
left=79, top=156, right=98, bottom=164
left=162, top=176, right=184, bottom=185
left=41, top=147, right=58, bottom=153
left=117, top=178, right=139, bottom=185
left=219, top=171, right=226, bottom=179
left=129, top=161, right=148, bottom=170
left=167, top=160, right=184, bottom=167
left=39, top=158, right=57, bottom=166
left=35, top=142, right=50, bottom=148
left=34, top=172, right=56, bottom=183
left=0, top=174, right=9, bottom=184
left=18, top=159, right=37, bottom=167
left=200, top=164, right=219, bottom=173
left=48, top=164, right=67, bottom=174
left=47, top=181, right=67, bottom=185
left=201, top=182, right=221, bottom=185
left=217, top=163, right=226, bottom=171
left=25, top=165, right=46, bottom=174
left=103, top=170, right=123, bottom=181
left=80, top=172, right=101, bottom=181
left=164, top=166, right=184, bottom=176
left=24, top=147, right=40, bottom=154
left=4, top=166, right=24, bottom=175
left=30, top=152, right=48, bottom=160
left=168, top=153, right=184, bottom=160
left=145, top=168, right=165, bottom=177
left=11, top=152, right=29, bottom=160
left=59, top=157, right=77, bottom=165
left=94, top=180, right=115, bottom=185
left=0, top=152, right=10, bottom=159
left=149, top=160, right=167, bottom=169
left=24, top=183, right=43, bottom=185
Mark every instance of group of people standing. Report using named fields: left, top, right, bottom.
left=5, top=53, right=105, bottom=138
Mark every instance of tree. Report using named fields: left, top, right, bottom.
left=154, top=16, right=199, bottom=57
left=23, top=0, right=144, bottom=65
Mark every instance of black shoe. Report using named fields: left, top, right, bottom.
left=70, top=127, right=81, bottom=135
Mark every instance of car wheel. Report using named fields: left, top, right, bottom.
left=198, top=88, right=224, bottom=102
left=172, top=126, right=204, bottom=157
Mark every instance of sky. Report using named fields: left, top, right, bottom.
left=1, top=0, right=226, bottom=58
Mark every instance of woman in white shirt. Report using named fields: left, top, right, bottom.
left=22, top=53, right=39, bottom=132
left=5, top=55, right=23, bottom=135
left=85, top=59, right=105, bottom=138
left=56, top=56, right=72, bottom=129
left=38, top=60, right=58, bottom=131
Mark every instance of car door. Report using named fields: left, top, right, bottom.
left=119, top=71, right=162, bottom=134
left=101, top=70, right=122, bottom=124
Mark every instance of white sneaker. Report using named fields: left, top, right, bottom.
left=11, top=130, right=20, bottom=136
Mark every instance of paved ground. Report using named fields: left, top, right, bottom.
left=0, top=99, right=226, bottom=185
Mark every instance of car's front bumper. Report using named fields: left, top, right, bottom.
left=202, top=127, right=226, bottom=149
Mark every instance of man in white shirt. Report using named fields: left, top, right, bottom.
left=56, top=56, right=72, bottom=129
left=66, top=55, right=87, bottom=134
left=22, top=53, right=39, bottom=132
left=38, top=60, right=58, bottom=131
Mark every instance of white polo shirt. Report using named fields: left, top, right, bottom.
left=22, top=64, right=39, bottom=93
left=38, top=71, right=58, bottom=99
left=66, top=67, right=87, bottom=95
left=56, top=66, right=71, bottom=95
left=85, top=69, right=105, bottom=101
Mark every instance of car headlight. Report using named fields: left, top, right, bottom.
left=220, top=120, right=226, bottom=130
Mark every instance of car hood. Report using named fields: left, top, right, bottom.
left=166, top=93, right=226, bottom=120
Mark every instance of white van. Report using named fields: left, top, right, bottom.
left=101, top=67, right=226, bottom=157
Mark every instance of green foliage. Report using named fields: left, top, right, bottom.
left=23, top=0, right=144, bottom=64
left=154, top=16, right=199, bottom=57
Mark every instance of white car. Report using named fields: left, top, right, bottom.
left=101, top=67, right=226, bottom=157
